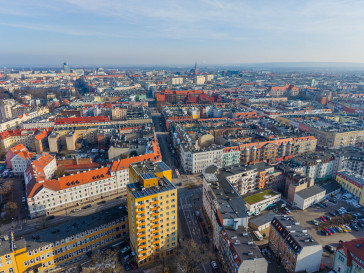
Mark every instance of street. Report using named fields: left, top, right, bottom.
left=178, top=187, right=221, bottom=273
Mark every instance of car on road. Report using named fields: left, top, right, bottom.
left=121, top=246, right=130, bottom=254
left=46, top=215, right=55, bottom=220
left=325, top=245, right=335, bottom=253
left=82, top=205, right=92, bottom=209
left=71, top=208, right=81, bottom=213
left=211, top=261, right=218, bottom=270
left=97, top=200, right=106, bottom=204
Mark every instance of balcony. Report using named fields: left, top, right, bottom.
left=150, top=206, right=159, bottom=211
left=153, top=239, right=160, bottom=245
left=137, top=227, right=146, bottom=233
left=151, top=223, right=159, bottom=229
left=136, top=209, right=145, bottom=214
left=152, top=234, right=159, bottom=240
left=151, top=200, right=158, bottom=206
left=138, top=238, right=147, bottom=244
left=152, top=245, right=160, bottom=251
left=151, top=212, right=159, bottom=217
left=136, top=204, right=145, bottom=210
left=137, top=215, right=146, bottom=220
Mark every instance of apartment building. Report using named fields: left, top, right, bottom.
left=0, top=206, right=128, bottom=273
left=202, top=165, right=268, bottom=273
left=331, top=146, right=364, bottom=177
left=127, top=161, right=177, bottom=266
left=5, top=143, right=34, bottom=175
left=26, top=166, right=129, bottom=218
left=240, top=136, right=317, bottom=165
left=333, top=238, right=364, bottom=273
left=180, top=144, right=223, bottom=174
left=269, top=215, right=322, bottom=273
left=293, top=152, right=334, bottom=182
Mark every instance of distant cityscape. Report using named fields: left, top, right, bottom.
left=0, top=63, right=363, bottom=273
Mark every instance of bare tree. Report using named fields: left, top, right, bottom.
left=87, top=249, right=125, bottom=273
left=178, top=239, right=212, bottom=273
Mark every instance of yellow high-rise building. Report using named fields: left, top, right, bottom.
left=127, top=161, right=178, bottom=266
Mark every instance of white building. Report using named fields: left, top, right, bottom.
left=194, top=75, right=205, bottom=85
left=293, top=185, right=326, bottom=210
left=26, top=165, right=130, bottom=218
left=180, top=144, right=223, bottom=174
left=171, top=77, right=183, bottom=85
left=243, top=189, right=281, bottom=215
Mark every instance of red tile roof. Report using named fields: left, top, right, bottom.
left=55, top=116, right=109, bottom=125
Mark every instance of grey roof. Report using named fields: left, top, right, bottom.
left=295, top=185, right=326, bottom=200
left=0, top=206, right=127, bottom=256
left=272, top=215, right=321, bottom=251
left=223, top=226, right=266, bottom=262
left=204, top=165, right=249, bottom=220
left=249, top=212, right=277, bottom=228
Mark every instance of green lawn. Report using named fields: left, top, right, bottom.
left=243, top=189, right=278, bottom=204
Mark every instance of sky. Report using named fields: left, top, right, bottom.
left=1, top=0, right=364, bottom=66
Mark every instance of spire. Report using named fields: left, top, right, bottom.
left=194, top=62, right=198, bottom=76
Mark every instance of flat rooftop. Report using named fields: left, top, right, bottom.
left=204, top=165, right=249, bottom=220
left=130, top=161, right=171, bottom=175
left=127, top=176, right=176, bottom=199
left=295, top=185, right=326, bottom=200
left=0, top=206, right=127, bottom=256
left=243, top=189, right=280, bottom=205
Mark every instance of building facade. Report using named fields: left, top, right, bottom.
left=127, top=161, right=177, bottom=266
left=333, top=238, right=364, bottom=273
left=269, top=215, right=323, bottom=273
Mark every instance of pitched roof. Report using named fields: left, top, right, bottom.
left=27, top=167, right=111, bottom=198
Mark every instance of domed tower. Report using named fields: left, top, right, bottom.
left=243, top=147, right=250, bottom=164
left=251, top=146, right=257, bottom=164
left=280, top=142, right=287, bottom=157
left=286, top=141, right=292, bottom=156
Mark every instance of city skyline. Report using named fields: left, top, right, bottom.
left=1, top=0, right=364, bottom=65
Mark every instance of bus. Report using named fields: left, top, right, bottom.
left=253, top=231, right=263, bottom=241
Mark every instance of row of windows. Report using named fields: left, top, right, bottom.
left=25, top=234, right=122, bottom=269
left=28, top=220, right=126, bottom=256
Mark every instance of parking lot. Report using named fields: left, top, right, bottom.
left=290, top=194, right=364, bottom=267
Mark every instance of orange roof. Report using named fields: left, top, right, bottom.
left=55, top=116, right=109, bottom=125
left=35, top=130, right=48, bottom=141
left=27, top=167, right=111, bottom=198
left=10, top=143, right=27, bottom=153
left=110, top=140, right=161, bottom=172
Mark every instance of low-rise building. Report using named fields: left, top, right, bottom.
left=333, top=237, right=364, bottom=273
left=0, top=206, right=128, bottom=273
left=243, top=189, right=281, bottom=215
left=269, top=215, right=323, bottom=273
left=293, top=185, right=326, bottom=210
left=336, top=170, right=364, bottom=206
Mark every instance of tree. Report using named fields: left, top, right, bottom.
left=178, top=239, right=212, bottom=273
left=55, top=166, right=65, bottom=178
left=130, top=150, right=138, bottom=157
left=88, top=249, right=124, bottom=273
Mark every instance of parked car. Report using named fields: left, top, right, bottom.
left=329, top=212, right=337, bottom=217
left=71, top=208, right=81, bottom=213
left=211, top=261, right=218, bottom=270
left=312, top=219, right=319, bottom=226
left=325, top=245, right=335, bottom=253
left=121, top=246, right=130, bottom=254
left=46, top=215, right=55, bottom=220
left=324, top=228, right=332, bottom=235
left=320, top=216, right=327, bottom=222
left=328, top=228, right=336, bottom=234
left=350, top=224, right=359, bottom=231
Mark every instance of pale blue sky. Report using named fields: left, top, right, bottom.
left=1, top=0, right=364, bottom=66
